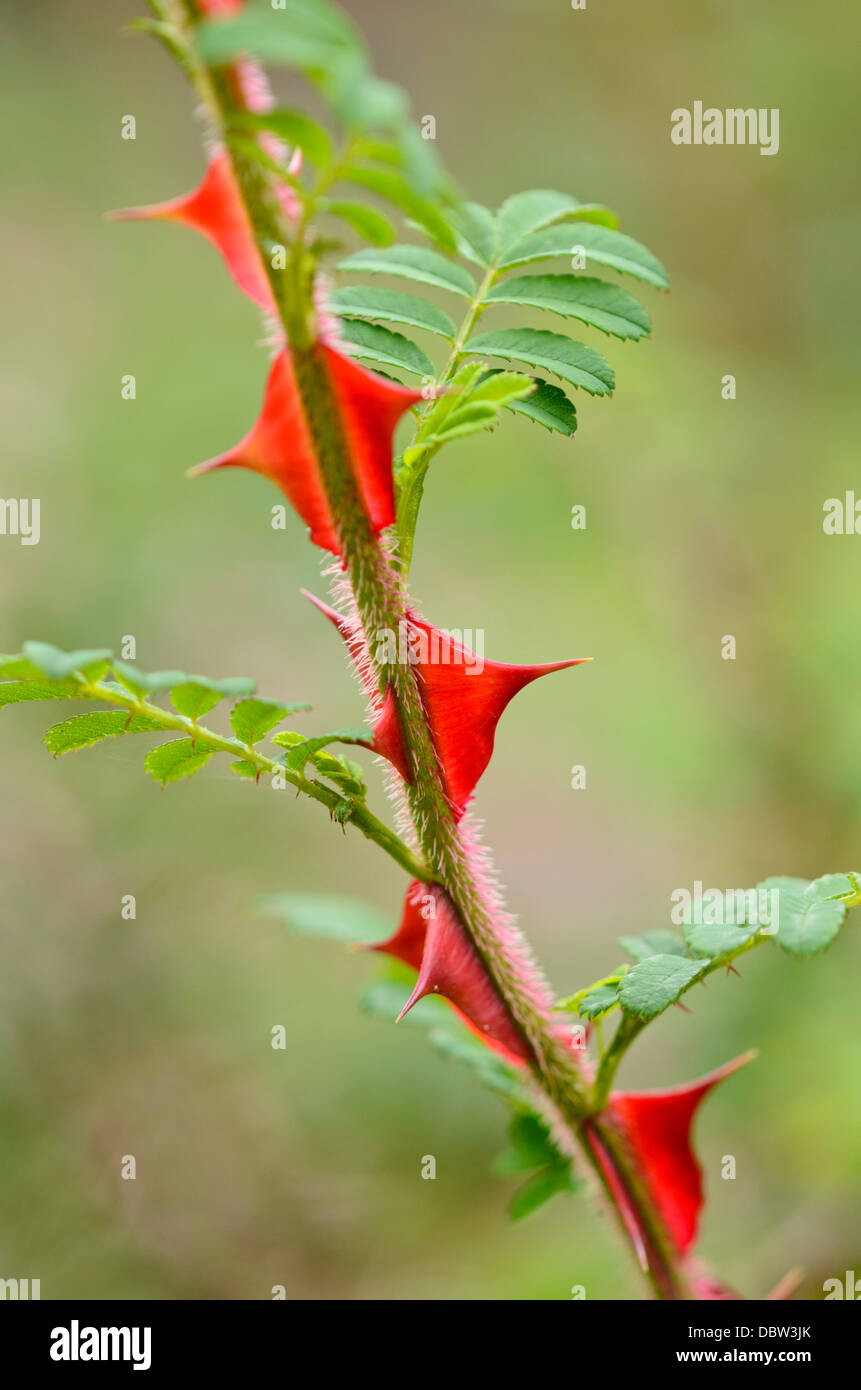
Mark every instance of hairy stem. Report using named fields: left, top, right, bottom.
left=154, top=0, right=692, bottom=1299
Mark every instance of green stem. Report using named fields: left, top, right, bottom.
left=151, top=0, right=691, bottom=1300
left=591, top=1014, right=645, bottom=1113
left=394, top=263, right=499, bottom=580
left=82, top=679, right=429, bottom=880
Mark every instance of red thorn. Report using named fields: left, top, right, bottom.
left=609, top=1051, right=756, bottom=1255
left=304, top=597, right=588, bottom=814
left=373, top=883, right=534, bottom=1065
left=766, top=1267, right=804, bottom=1301
left=193, top=346, right=422, bottom=557
left=109, top=150, right=274, bottom=310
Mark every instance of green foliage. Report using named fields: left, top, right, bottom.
left=466, top=328, right=615, bottom=396
left=0, top=645, right=386, bottom=832
left=495, top=189, right=619, bottom=252
left=758, top=875, right=851, bottom=956
left=684, top=922, right=757, bottom=958
left=230, top=698, right=306, bottom=746
left=507, top=1163, right=578, bottom=1221
left=112, top=659, right=186, bottom=695
left=273, top=726, right=371, bottom=770
left=617, top=954, right=709, bottom=1020
left=485, top=274, right=651, bottom=341
left=497, top=222, right=670, bottom=288
left=577, top=982, right=623, bottom=1020
left=44, top=710, right=163, bottom=756
left=145, top=737, right=214, bottom=786
left=334, top=188, right=662, bottom=556
left=170, top=674, right=256, bottom=720
left=565, top=872, right=860, bottom=1040
left=329, top=286, right=455, bottom=339
left=338, top=165, right=455, bottom=252
left=493, top=1114, right=580, bottom=1220
left=337, top=244, right=476, bottom=297
left=619, top=930, right=688, bottom=961
left=322, top=199, right=394, bottom=246
left=446, top=201, right=498, bottom=265
left=0, top=678, right=89, bottom=707
left=235, top=108, right=334, bottom=168
left=21, top=641, right=112, bottom=680
left=338, top=319, right=435, bottom=378
left=503, top=378, right=577, bottom=434
left=259, top=892, right=391, bottom=943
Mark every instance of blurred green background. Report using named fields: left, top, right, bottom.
left=1, top=0, right=860, bottom=1300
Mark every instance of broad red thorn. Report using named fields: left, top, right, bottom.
left=609, top=1050, right=756, bottom=1255
left=376, top=883, right=535, bottom=1064
left=109, top=149, right=274, bottom=311
left=689, top=1272, right=742, bottom=1300
left=198, top=0, right=243, bottom=14
left=304, top=597, right=588, bottom=812
left=191, top=346, right=423, bottom=556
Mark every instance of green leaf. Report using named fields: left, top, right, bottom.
left=323, top=199, right=394, bottom=245
left=112, top=660, right=188, bottom=696
left=258, top=892, right=391, bottom=944
left=426, top=1027, right=529, bottom=1103
left=339, top=166, right=456, bottom=252
left=230, top=698, right=306, bottom=746
left=470, top=371, right=535, bottom=408
left=447, top=201, right=498, bottom=266
left=237, top=108, right=333, bottom=167
left=499, top=222, right=669, bottom=289
left=0, top=654, right=46, bottom=679
left=496, top=188, right=619, bottom=253
left=339, top=319, right=435, bottom=378
left=332, top=70, right=406, bottom=133
left=618, top=954, right=711, bottom=1020
left=757, top=876, right=848, bottom=956
left=485, top=273, right=651, bottom=341
left=170, top=675, right=256, bottom=721
left=231, top=759, right=258, bottom=780
left=437, top=401, right=500, bottom=434
left=683, top=922, right=758, bottom=959
left=493, top=1114, right=563, bottom=1176
left=310, top=750, right=367, bottom=797
left=330, top=286, right=455, bottom=339
left=0, top=679, right=90, bottom=707
left=211, top=676, right=258, bottom=699
left=353, top=133, right=441, bottom=200
left=145, top=737, right=213, bottom=786
left=467, top=327, right=614, bottom=396
left=170, top=681, right=223, bottom=720
left=504, top=377, right=577, bottom=434
left=337, top=244, right=476, bottom=298
left=577, top=982, right=621, bottom=1019
left=197, top=3, right=360, bottom=72
left=806, top=873, right=857, bottom=902
left=22, top=641, right=112, bottom=681
left=619, top=930, right=689, bottom=962
left=509, top=1163, right=576, bottom=1221
left=43, top=710, right=164, bottom=756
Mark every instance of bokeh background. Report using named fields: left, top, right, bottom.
left=1, top=0, right=860, bottom=1299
